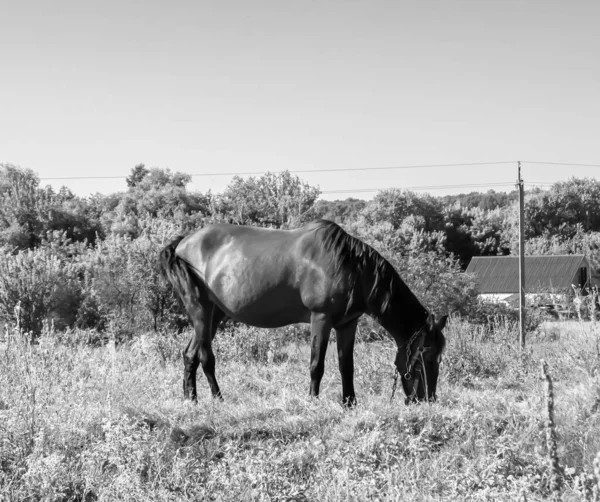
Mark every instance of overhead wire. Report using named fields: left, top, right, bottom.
left=321, top=182, right=517, bottom=194
left=34, top=160, right=597, bottom=195
left=38, top=161, right=516, bottom=181
left=523, top=161, right=600, bottom=168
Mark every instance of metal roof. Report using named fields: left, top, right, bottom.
left=465, top=255, right=589, bottom=293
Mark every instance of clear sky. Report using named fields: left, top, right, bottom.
left=2, top=0, right=599, bottom=200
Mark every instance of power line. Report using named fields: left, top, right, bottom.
left=38, top=161, right=516, bottom=181
left=523, top=161, right=600, bottom=168
left=32, top=160, right=600, bottom=182
left=32, top=161, right=597, bottom=197
left=320, top=180, right=577, bottom=195
left=321, top=181, right=517, bottom=194
left=190, top=161, right=516, bottom=177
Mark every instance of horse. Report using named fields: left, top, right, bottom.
left=159, top=219, right=448, bottom=406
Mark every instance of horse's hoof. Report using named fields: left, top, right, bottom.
left=342, top=396, right=357, bottom=408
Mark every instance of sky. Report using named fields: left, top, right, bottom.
left=2, top=0, right=600, bottom=200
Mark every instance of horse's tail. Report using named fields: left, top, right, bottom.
left=159, top=236, right=228, bottom=327
left=159, top=236, right=197, bottom=304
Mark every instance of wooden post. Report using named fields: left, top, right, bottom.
left=518, top=162, right=526, bottom=347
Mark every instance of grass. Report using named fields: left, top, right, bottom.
left=1, top=318, right=600, bottom=501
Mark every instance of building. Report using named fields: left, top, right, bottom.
left=465, top=255, right=594, bottom=304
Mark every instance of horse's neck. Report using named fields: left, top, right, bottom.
left=371, top=281, right=429, bottom=343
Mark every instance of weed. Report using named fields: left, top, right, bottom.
left=1, top=320, right=600, bottom=500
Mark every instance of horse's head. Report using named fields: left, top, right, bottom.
left=395, top=313, right=448, bottom=404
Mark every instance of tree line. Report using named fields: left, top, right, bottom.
left=2, top=162, right=599, bottom=337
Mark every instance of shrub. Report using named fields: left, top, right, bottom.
left=76, top=217, right=188, bottom=335
left=0, top=238, right=83, bottom=337
left=0, top=217, right=190, bottom=338
left=213, top=324, right=305, bottom=364
left=442, top=317, right=533, bottom=389
left=465, top=301, right=546, bottom=334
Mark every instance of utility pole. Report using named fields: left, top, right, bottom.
left=518, top=162, right=526, bottom=347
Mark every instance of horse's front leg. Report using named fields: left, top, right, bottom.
left=334, top=319, right=358, bottom=407
left=309, top=312, right=332, bottom=397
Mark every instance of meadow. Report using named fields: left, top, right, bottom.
left=1, top=317, right=600, bottom=501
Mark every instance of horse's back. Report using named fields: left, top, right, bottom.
left=175, top=223, right=331, bottom=327
left=175, top=223, right=308, bottom=276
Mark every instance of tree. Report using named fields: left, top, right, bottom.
left=99, top=167, right=210, bottom=237
left=466, top=207, right=512, bottom=256
left=442, top=200, right=515, bottom=267
left=525, top=178, right=600, bottom=239
left=361, top=189, right=444, bottom=233
left=37, top=186, right=103, bottom=245
left=313, top=198, right=367, bottom=223
left=0, top=164, right=102, bottom=248
left=0, top=164, right=43, bottom=248
left=126, top=163, right=149, bottom=188
left=440, top=190, right=517, bottom=211
left=214, top=171, right=321, bottom=228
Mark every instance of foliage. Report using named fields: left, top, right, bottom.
left=1, top=320, right=600, bottom=500
left=125, top=163, right=150, bottom=188
left=313, top=198, right=367, bottom=224
left=99, top=166, right=210, bottom=238
left=525, top=178, right=600, bottom=239
left=214, top=170, right=321, bottom=228
left=3, top=162, right=600, bottom=340
left=0, top=235, right=84, bottom=336
left=442, top=203, right=514, bottom=267
left=0, top=218, right=188, bottom=337
left=0, top=164, right=102, bottom=249
left=75, top=217, right=189, bottom=334
left=466, top=207, right=513, bottom=256
left=464, top=301, right=546, bottom=333
left=3, top=163, right=600, bottom=499
left=440, top=189, right=518, bottom=211
left=361, top=188, right=444, bottom=232
left=527, top=229, right=600, bottom=273
left=0, top=164, right=43, bottom=249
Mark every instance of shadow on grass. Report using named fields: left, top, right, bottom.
left=121, top=405, right=325, bottom=448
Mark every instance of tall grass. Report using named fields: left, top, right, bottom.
left=1, top=317, right=600, bottom=500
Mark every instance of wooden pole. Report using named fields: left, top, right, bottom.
left=518, top=162, right=526, bottom=347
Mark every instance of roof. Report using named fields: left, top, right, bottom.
left=465, top=255, right=589, bottom=293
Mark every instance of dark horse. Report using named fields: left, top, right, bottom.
left=159, top=220, right=447, bottom=405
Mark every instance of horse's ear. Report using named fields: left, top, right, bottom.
left=436, top=314, right=449, bottom=331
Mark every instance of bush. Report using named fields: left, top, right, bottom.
left=466, top=301, right=546, bottom=334
left=0, top=238, right=83, bottom=337
left=0, top=218, right=190, bottom=339
left=75, top=217, right=189, bottom=335
left=213, top=324, right=305, bottom=364
left=442, top=317, right=534, bottom=389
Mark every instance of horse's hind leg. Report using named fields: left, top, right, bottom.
left=334, top=319, right=358, bottom=407
left=309, top=312, right=332, bottom=397
left=184, top=302, right=223, bottom=401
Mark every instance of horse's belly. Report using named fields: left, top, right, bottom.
left=208, top=274, right=311, bottom=328
left=232, top=307, right=311, bottom=328
left=213, top=292, right=311, bottom=328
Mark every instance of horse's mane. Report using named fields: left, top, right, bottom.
left=313, top=220, right=426, bottom=318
